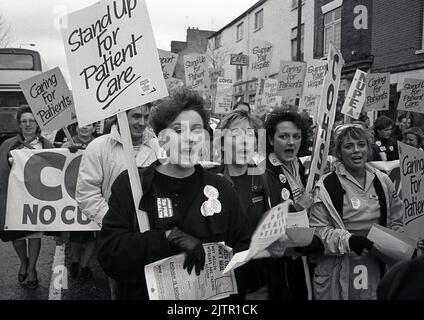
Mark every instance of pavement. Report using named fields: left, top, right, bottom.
left=0, top=234, right=109, bottom=300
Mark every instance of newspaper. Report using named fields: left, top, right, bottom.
left=145, top=242, right=237, bottom=300
left=223, top=202, right=314, bottom=273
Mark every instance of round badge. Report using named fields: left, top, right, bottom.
left=201, top=201, right=214, bottom=217
left=209, top=198, right=222, bottom=213
left=351, top=197, right=361, bottom=209
left=204, top=185, right=219, bottom=199
left=389, top=146, right=394, bottom=151
left=281, top=188, right=290, bottom=201
left=279, top=174, right=287, bottom=184
left=376, top=141, right=381, bottom=147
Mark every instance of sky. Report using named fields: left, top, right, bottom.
left=0, top=0, right=259, bottom=83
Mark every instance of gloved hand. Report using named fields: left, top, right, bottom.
left=68, top=144, right=81, bottom=153
left=294, top=235, right=325, bottom=255
left=167, top=227, right=205, bottom=276
left=349, top=235, right=374, bottom=256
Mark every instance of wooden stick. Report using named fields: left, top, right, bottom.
left=117, top=112, right=150, bottom=232
left=63, top=127, right=74, bottom=145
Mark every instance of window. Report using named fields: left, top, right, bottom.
left=236, top=23, right=243, bottom=41
left=254, top=9, right=263, bottom=30
left=291, top=24, right=304, bottom=61
left=215, top=34, right=222, bottom=49
left=323, top=7, right=341, bottom=55
left=417, top=7, right=424, bottom=54
left=236, top=65, right=243, bottom=81
left=0, top=54, right=34, bottom=70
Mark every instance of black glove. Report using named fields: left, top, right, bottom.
left=167, top=227, right=205, bottom=276
left=68, top=145, right=80, bottom=153
left=294, top=235, right=325, bottom=255
left=349, top=235, right=374, bottom=256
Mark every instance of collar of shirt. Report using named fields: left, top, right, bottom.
left=335, top=160, right=377, bottom=191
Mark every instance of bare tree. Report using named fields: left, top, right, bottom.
left=206, top=41, right=231, bottom=69
left=0, top=15, right=12, bottom=48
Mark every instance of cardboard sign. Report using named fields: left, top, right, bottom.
left=19, top=67, right=77, bottom=131
left=300, top=59, right=327, bottom=118
left=230, top=54, right=248, bottom=66
left=205, top=68, right=224, bottom=94
left=398, top=141, right=424, bottom=241
left=340, top=69, right=367, bottom=119
left=5, top=149, right=100, bottom=231
left=263, top=78, right=279, bottom=106
left=397, top=78, right=424, bottom=113
left=183, top=53, right=208, bottom=91
left=214, top=77, right=233, bottom=114
left=158, top=49, right=178, bottom=88
left=61, top=0, right=168, bottom=126
left=277, top=60, right=307, bottom=105
left=249, top=40, right=273, bottom=79
left=364, top=73, right=390, bottom=112
left=306, top=43, right=345, bottom=192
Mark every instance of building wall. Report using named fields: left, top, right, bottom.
left=208, top=0, right=315, bottom=103
left=371, top=0, right=424, bottom=73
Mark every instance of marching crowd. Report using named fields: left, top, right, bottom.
left=1, top=88, right=424, bottom=300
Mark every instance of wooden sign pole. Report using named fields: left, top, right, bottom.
left=117, top=112, right=150, bottom=232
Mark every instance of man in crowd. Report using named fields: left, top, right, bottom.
left=75, top=104, right=158, bottom=299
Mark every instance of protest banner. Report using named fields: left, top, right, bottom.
left=363, top=73, right=390, bottom=112
left=340, top=69, right=367, bottom=119
left=183, top=53, right=208, bottom=91
left=306, top=42, right=344, bottom=192
left=398, top=141, right=424, bottom=241
left=300, top=59, right=327, bottom=119
left=158, top=49, right=178, bottom=88
left=397, top=78, right=424, bottom=113
left=61, top=0, right=168, bottom=126
left=145, top=242, right=237, bottom=300
left=214, top=77, right=233, bottom=114
left=277, top=60, right=307, bottom=105
left=230, top=54, right=248, bottom=66
left=19, top=67, right=77, bottom=132
left=4, top=149, right=100, bottom=231
left=249, top=40, right=273, bottom=79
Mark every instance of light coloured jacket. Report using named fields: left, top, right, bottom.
left=76, top=125, right=157, bottom=226
left=309, top=162, right=404, bottom=300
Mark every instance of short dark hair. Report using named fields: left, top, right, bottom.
left=397, top=113, right=407, bottom=122
left=264, top=109, right=310, bottom=154
left=358, top=114, right=369, bottom=123
left=150, top=88, right=210, bottom=135
left=373, top=115, right=394, bottom=136
left=16, top=104, right=41, bottom=135
left=403, top=127, right=423, bottom=146
left=232, top=101, right=251, bottom=112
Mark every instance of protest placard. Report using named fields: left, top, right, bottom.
left=4, top=149, right=100, bottom=231
left=145, top=242, right=237, bottom=300
left=306, top=42, right=344, bottom=192
left=263, top=78, right=279, bottom=106
left=398, top=141, right=424, bottom=241
left=205, top=68, right=224, bottom=94
left=277, top=60, right=307, bottom=105
left=300, top=59, right=327, bottom=118
left=19, top=67, right=77, bottom=132
left=61, top=0, right=168, bottom=126
left=397, top=78, right=424, bottom=114
left=183, top=53, right=208, bottom=91
left=249, top=40, right=273, bottom=79
left=214, top=77, right=233, bottom=114
left=158, top=49, right=178, bottom=88
left=363, top=73, right=390, bottom=112
left=340, top=69, right=367, bottom=119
